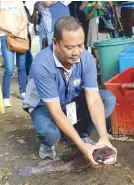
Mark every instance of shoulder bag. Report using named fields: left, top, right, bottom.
left=6, top=35, right=29, bottom=54
left=0, top=2, right=29, bottom=53
left=97, top=10, right=115, bottom=33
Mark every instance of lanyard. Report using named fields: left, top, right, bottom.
left=59, top=67, right=74, bottom=102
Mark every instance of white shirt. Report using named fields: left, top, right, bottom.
left=0, top=1, right=23, bottom=15
left=0, top=1, right=24, bottom=36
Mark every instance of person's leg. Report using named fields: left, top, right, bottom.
left=92, top=48, right=99, bottom=63
left=100, top=90, right=116, bottom=133
left=84, top=20, right=89, bottom=49
left=1, top=36, right=14, bottom=101
left=16, top=52, right=26, bottom=98
left=30, top=106, right=61, bottom=158
left=25, top=33, right=33, bottom=77
left=25, top=50, right=33, bottom=76
left=46, top=32, right=54, bottom=46
left=39, top=23, right=47, bottom=50
left=74, top=90, right=116, bottom=136
left=100, top=90, right=116, bottom=118
left=41, top=37, right=48, bottom=49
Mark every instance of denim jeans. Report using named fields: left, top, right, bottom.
left=1, top=36, right=26, bottom=98
left=25, top=49, right=33, bottom=76
left=47, top=32, right=54, bottom=45
left=39, top=23, right=46, bottom=49
left=30, top=90, right=116, bottom=147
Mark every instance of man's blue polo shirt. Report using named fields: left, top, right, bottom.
left=23, top=45, right=98, bottom=110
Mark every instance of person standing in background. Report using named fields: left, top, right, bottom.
left=69, top=1, right=88, bottom=49
left=23, top=1, right=33, bottom=77
left=112, top=1, right=125, bottom=37
left=80, top=1, right=109, bottom=63
left=32, top=1, right=70, bottom=49
left=0, top=1, right=28, bottom=107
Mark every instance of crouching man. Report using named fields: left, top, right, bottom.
left=23, top=16, right=117, bottom=167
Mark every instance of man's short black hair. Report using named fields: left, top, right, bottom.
left=54, top=16, right=84, bottom=41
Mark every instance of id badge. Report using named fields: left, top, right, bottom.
left=96, top=17, right=99, bottom=24
left=66, top=102, right=77, bottom=125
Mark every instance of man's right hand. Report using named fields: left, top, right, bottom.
left=80, top=143, right=104, bottom=168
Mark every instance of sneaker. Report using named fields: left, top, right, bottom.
left=39, top=144, right=56, bottom=159
left=81, top=137, right=96, bottom=145
left=3, top=98, right=11, bottom=107
left=20, top=93, right=26, bottom=100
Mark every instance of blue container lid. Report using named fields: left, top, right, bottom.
left=119, top=45, right=134, bottom=57
left=123, top=45, right=134, bottom=53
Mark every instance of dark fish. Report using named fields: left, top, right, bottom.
left=93, top=147, right=116, bottom=164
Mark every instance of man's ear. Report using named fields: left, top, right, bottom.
left=52, top=37, right=57, bottom=49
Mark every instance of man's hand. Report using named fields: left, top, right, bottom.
left=80, top=143, right=104, bottom=168
left=96, top=136, right=117, bottom=163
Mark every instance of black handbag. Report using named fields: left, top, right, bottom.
left=99, top=15, right=115, bottom=33
left=97, top=10, right=115, bottom=33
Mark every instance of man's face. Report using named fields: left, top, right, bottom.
left=53, top=28, right=85, bottom=66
